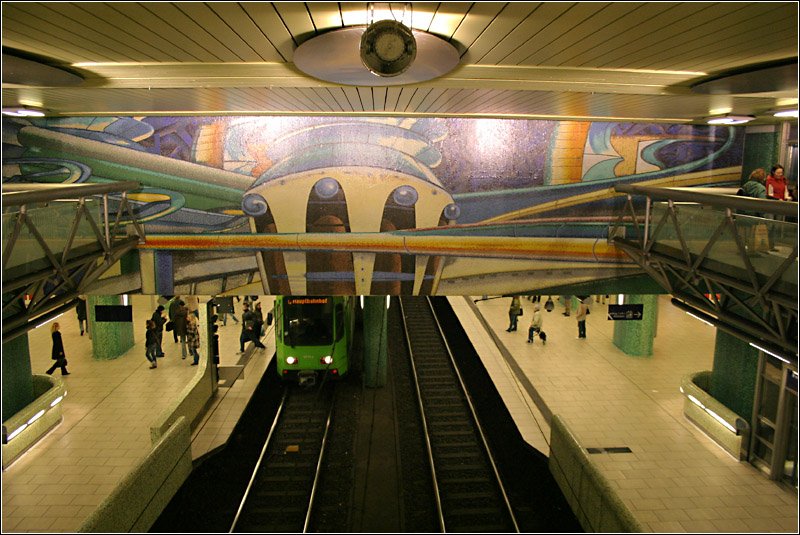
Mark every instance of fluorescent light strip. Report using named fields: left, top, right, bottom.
left=35, top=312, right=64, bottom=329
left=686, top=311, right=713, bottom=326
left=27, top=410, right=45, bottom=426
left=706, top=409, right=737, bottom=433
left=748, top=342, right=793, bottom=364
left=7, top=424, right=28, bottom=441
left=50, top=396, right=64, bottom=407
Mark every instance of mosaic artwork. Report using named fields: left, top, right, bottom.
left=2, top=116, right=743, bottom=295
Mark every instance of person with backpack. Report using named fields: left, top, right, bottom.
left=527, top=304, right=545, bottom=344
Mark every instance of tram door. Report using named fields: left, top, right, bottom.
left=750, top=353, right=798, bottom=489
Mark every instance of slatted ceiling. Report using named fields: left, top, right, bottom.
left=646, top=9, right=795, bottom=71
left=239, top=3, right=296, bottom=61
left=304, top=2, right=344, bottom=34
left=448, top=2, right=507, bottom=57
left=11, top=3, right=145, bottom=63
left=547, top=3, right=674, bottom=68
left=269, top=3, right=314, bottom=43
left=207, top=3, right=285, bottom=62
left=2, top=10, right=105, bottom=63
left=385, top=86, right=401, bottom=112
left=620, top=3, right=790, bottom=70
left=426, top=2, right=472, bottom=39
left=460, top=2, right=536, bottom=65
left=122, top=3, right=223, bottom=62
left=476, top=2, right=567, bottom=66
left=339, top=2, right=370, bottom=27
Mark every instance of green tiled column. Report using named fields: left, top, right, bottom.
left=612, top=294, right=659, bottom=357
left=710, top=329, right=758, bottom=420
left=362, top=296, right=388, bottom=388
left=2, top=334, right=34, bottom=421
left=88, top=295, right=135, bottom=360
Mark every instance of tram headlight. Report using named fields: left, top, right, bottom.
left=286, top=356, right=298, bottom=365
left=320, top=355, right=333, bottom=365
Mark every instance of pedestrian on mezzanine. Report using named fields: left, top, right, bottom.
left=46, top=322, right=70, bottom=376
left=145, top=320, right=159, bottom=369
left=186, top=314, right=201, bottom=366
left=173, top=300, right=188, bottom=359
left=76, top=296, right=88, bottom=336
left=506, top=296, right=522, bottom=332
left=576, top=298, right=590, bottom=339
left=151, top=305, right=166, bottom=357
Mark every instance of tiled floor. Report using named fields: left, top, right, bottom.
left=2, top=294, right=797, bottom=533
left=450, top=295, right=798, bottom=533
left=1, top=295, right=274, bottom=533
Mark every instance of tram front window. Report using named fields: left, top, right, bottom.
left=284, top=298, right=333, bottom=346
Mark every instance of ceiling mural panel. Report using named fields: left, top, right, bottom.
left=2, top=114, right=743, bottom=295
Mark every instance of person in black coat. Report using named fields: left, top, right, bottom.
left=46, top=322, right=70, bottom=376
left=76, top=297, right=87, bottom=336
left=151, top=305, right=166, bottom=357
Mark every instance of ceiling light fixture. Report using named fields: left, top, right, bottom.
left=705, top=114, right=755, bottom=125
left=2, top=106, right=46, bottom=117
left=770, top=108, right=799, bottom=118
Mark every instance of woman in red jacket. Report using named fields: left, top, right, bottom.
left=766, top=164, right=790, bottom=200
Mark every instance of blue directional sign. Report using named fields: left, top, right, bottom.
left=607, top=304, right=644, bottom=320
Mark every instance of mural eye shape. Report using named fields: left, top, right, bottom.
left=314, top=177, right=341, bottom=199
left=242, top=193, right=268, bottom=216
left=392, top=185, right=418, bottom=207
left=444, top=203, right=461, bottom=220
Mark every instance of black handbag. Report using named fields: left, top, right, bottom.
left=165, top=321, right=174, bottom=332
left=517, top=308, right=523, bottom=316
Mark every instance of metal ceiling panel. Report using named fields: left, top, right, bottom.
left=1, top=2, right=796, bottom=123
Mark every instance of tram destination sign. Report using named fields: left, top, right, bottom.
left=607, top=304, right=644, bottom=321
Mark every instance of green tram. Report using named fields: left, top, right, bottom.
left=274, top=296, right=355, bottom=385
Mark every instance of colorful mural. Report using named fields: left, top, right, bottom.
left=2, top=116, right=743, bottom=296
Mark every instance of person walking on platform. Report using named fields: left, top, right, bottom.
left=186, top=314, right=201, bottom=366
left=151, top=305, right=166, bottom=357
left=506, top=295, right=522, bottom=332
left=75, top=296, right=87, bottom=336
left=253, top=301, right=265, bottom=339
left=576, top=298, right=589, bottom=339
left=168, top=296, right=182, bottom=343
left=173, top=300, right=189, bottom=359
left=249, top=302, right=267, bottom=349
left=561, top=295, right=572, bottom=316
left=46, top=322, right=70, bottom=376
left=145, top=320, right=159, bottom=369
left=527, top=304, right=544, bottom=344
left=239, top=302, right=252, bottom=353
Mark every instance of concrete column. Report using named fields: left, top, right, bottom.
left=88, top=295, right=135, bottom=360
left=2, top=334, right=34, bottom=421
left=710, top=329, right=759, bottom=420
left=612, top=294, right=659, bottom=357
left=362, top=296, right=388, bottom=388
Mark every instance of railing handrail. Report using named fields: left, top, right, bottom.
left=2, top=181, right=141, bottom=206
left=614, top=184, right=798, bottom=218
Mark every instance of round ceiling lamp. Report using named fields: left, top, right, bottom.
left=293, top=26, right=459, bottom=86
left=360, top=19, right=417, bottom=77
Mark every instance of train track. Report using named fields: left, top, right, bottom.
left=399, top=297, right=519, bottom=533
left=230, top=383, right=336, bottom=533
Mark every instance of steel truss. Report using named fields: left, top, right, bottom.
left=2, top=181, right=144, bottom=343
left=612, top=186, right=797, bottom=365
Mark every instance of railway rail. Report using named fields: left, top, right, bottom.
left=229, top=383, right=335, bottom=533
left=399, top=297, right=520, bottom=533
